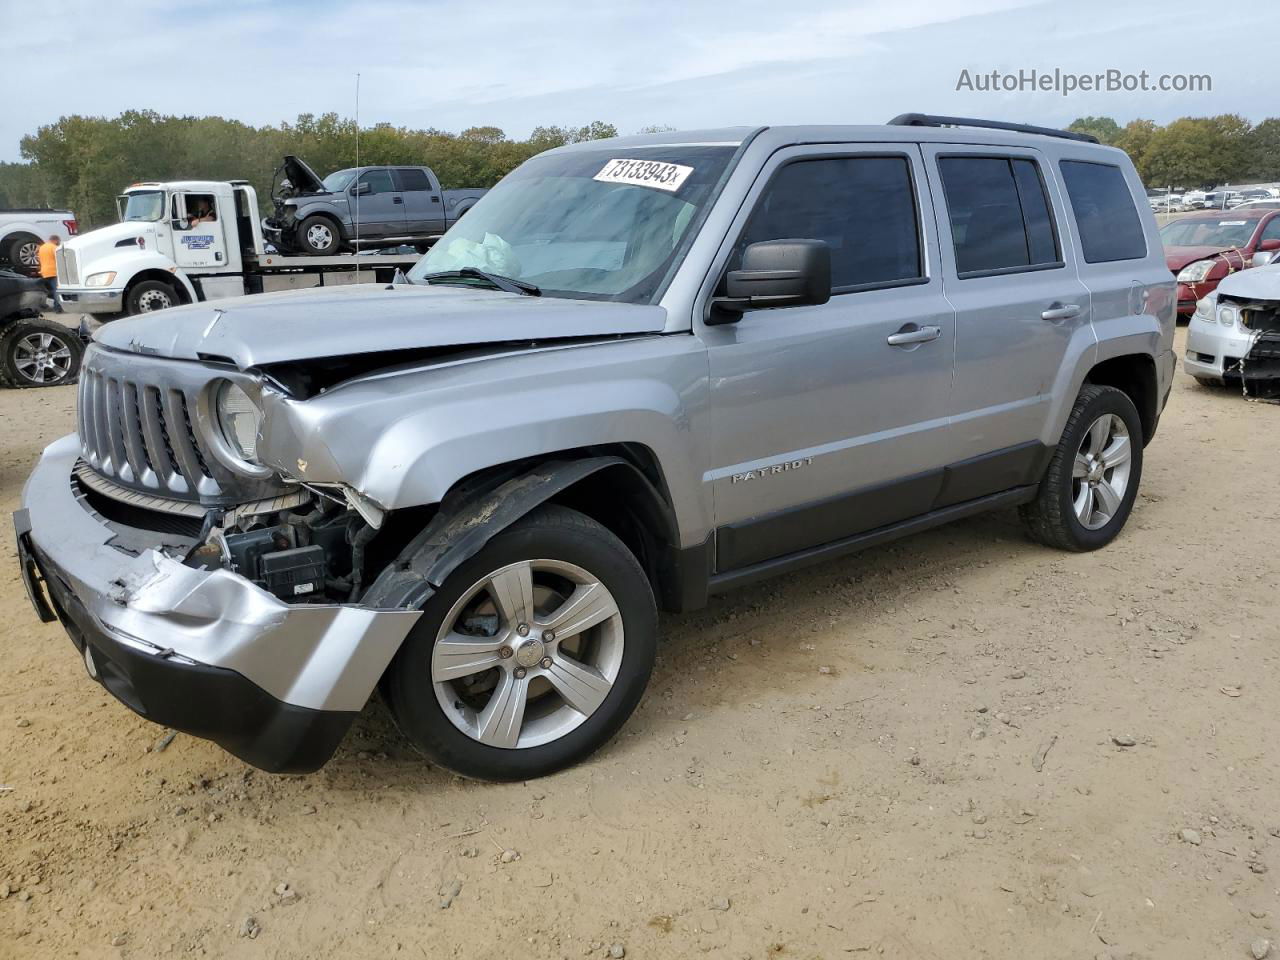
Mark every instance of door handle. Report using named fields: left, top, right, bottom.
left=886, top=324, right=942, bottom=346
left=393, top=196, right=404, bottom=204
left=1041, top=302, right=1081, bottom=321
left=431, top=195, right=441, bottom=203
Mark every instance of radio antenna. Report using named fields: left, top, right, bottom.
left=353, top=72, right=361, bottom=282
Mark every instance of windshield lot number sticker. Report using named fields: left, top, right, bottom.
left=594, top=158, right=693, bottom=193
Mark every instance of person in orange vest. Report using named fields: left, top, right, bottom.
left=36, top=234, right=63, bottom=313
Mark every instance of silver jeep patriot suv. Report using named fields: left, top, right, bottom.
left=14, top=115, right=1176, bottom=781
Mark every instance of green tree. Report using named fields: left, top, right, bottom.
left=1068, top=116, right=1121, bottom=144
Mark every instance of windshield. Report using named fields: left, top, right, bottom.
left=322, top=169, right=356, bottom=192
left=409, top=144, right=738, bottom=303
left=120, top=190, right=165, bottom=222
left=1161, top=217, right=1260, bottom=248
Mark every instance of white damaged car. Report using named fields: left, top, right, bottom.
left=1184, top=259, right=1280, bottom=394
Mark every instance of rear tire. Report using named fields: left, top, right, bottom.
left=296, top=216, right=341, bottom=256
left=1019, top=384, right=1143, bottom=552
left=6, top=235, right=41, bottom=273
left=384, top=504, right=657, bottom=781
left=0, top=319, right=84, bottom=388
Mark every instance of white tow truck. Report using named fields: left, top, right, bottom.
left=55, top=180, right=420, bottom=317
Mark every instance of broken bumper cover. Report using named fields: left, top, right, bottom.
left=14, top=434, right=420, bottom=773
left=1184, top=314, right=1271, bottom=381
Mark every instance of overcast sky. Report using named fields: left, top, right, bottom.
left=1, top=0, right=1259, bottom=163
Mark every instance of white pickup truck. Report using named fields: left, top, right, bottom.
left=1, top=208, right=79, bottom=272
left=55, top=180, right=419, bottom=318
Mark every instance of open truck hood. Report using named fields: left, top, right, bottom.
left=93, top=282, right=669, bottom=369
left=283, top=155, right=327, bottom=195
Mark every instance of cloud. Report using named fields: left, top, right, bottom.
left=0, top=0, right=1263, bottom=163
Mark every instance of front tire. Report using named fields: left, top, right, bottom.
left=296, top=216, right=341, bottom=256
left=126, top=279, right=179, bottom=315
left=0, top=319, right=84, bottom=388
left=384, top=505, right=657, bottom=781
left=1019, top=384, right=1143, bottom=551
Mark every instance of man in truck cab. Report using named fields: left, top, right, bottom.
left=186, top=196, right=217, bottom=227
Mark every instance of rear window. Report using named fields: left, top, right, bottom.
left=734, top=155, right=923, bottom=291
left=938, top=156, right=1061, bottom=276
left=1059, top=161, right=1147, bottom=263
left=397, top=168, right=433, bottom=191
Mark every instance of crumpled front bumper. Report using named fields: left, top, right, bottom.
left=14, top=434, right=420, bottom=772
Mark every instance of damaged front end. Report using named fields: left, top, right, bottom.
left=1213, top=296, right=1280, bottom=397
left=15, top=343, right=422, bottom=772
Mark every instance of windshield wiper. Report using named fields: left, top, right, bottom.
left=418, top=267, right=541, bottom=297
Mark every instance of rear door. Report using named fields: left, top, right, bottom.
left=701, top=144, right=958, bottom=571
left=350, top=169, right=407, bottom=240
left=395, top=168, right=447, bottom=237
left=922, top=144, right=1092, bottom=487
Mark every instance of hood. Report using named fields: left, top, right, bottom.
left=1215, top=263, right=1280, bottom=302
left=93, top=282, right=669, bottom=368
left=68, top=219, right=159, bottom=253
left=1164, top=245, right=1249, bottom=271
left=283, top=155, right=326, bottom=194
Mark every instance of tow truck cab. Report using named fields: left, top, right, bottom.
left=55, top=181, right=418, bottom=318
left=57, top=180, right=264, bottom=316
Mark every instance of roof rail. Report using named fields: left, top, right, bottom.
left=887, top=113, right=1099, bottom=144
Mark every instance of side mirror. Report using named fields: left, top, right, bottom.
left=1257, top=238, right=1280, bottom=252
left=171, top=218, right=189, bottom=231
left=710, top=239, right=831, bottom=324
left=353, top=181, right=372, bottom=196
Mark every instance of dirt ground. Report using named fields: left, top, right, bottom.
left=1, top=324, right=1277, bottom=960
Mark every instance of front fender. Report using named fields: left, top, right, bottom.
left=257, top=335, right=712, bottom=546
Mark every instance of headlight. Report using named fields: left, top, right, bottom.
left=1193, top=297, right=1214, bottom=320
left=1177, top=260, right=1215, bottom=283
left=1217, top=304, right=1240, bottom=327
left=215, top=381, right=262, bottom=462
left=85, top=271, right=117, bottom=287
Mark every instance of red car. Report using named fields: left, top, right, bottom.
left=1161, top=209, right=1280, bottom=316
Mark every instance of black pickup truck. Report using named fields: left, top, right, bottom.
left=263, top=156, right=487, bottom=256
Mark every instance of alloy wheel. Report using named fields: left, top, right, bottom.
left=306, top=224, right=333, bottom=250
left=1072, top=413, right=1132, bottom=530
left=431, top=559, right=624, bottom=750
left=13, top=330, right=74, bottom=384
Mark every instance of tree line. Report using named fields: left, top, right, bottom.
left=1067, top=114, right=1280, bottom=189
left=0, top=111, right=626, bottom=227
left=3, top=109, right=1277, bottom=227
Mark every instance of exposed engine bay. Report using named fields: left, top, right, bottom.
left=1224, top=295, right=1280, bottom=396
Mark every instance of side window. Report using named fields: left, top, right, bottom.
left=938, top=156, right=1061, bottom=276
left=1058, top=160, right=1147, bottom=263
left=357, top=170, right=396, bottom=195
left=397, top=168, right=432, bottom=192
left=734, top=155, right=923, bottom=291
left=1260, top=217, right=1280, bottom=244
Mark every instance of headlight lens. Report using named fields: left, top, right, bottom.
left=1177, top=259, right=1215, bottom=283
left=1218, top=304, right=1240, bottom=327
left=215, top=381, right=262, bottom=462
left=85, top=271, right=117, bottom=287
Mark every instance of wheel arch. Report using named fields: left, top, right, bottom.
left=124, top=269, right=196, bottom=309
left=2, top=229, right=42, bottom=255
left=294, top=208, right=348, bottom=241
left=1084, top=352, right=1159, bottom=445
left=361, top=449, right=696, bottom=614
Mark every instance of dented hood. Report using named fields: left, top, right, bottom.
left=1165, top=245, right=1247, bottom=271
left=1215, top=263, right=1280, bottom=302
left=93, top=282, right=668, bottom=369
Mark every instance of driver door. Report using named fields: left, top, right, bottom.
left=350, top=169, right=408, bottom=240
left=171, top=192, right=229, bottom=270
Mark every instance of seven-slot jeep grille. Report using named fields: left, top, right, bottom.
left=76, top=344, right=285, bottom=504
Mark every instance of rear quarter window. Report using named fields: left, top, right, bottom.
left=1058, top=160, right=1147, bottom=263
